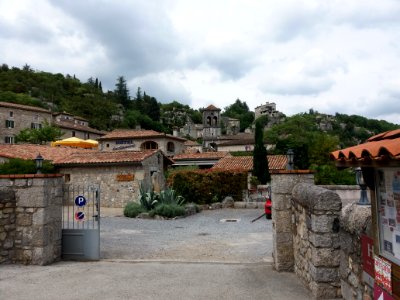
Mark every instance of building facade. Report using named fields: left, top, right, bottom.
left=202, top=104, right=221, bottom=150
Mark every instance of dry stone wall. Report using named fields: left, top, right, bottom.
left=340, top=203, right=373, bottom=300
left=291, top=183, right=342, bottom=298
left=0, top=175, right=63, bottom=265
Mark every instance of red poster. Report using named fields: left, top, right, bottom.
left=374, top=283, right=394, bottom=300
left=374, top=255, right=392, bottom=294
left=362, top=235, right=375, bottom=276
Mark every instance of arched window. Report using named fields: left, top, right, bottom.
left=207, top=116, right=211, bottom=126
left=213, top=116, right=218, bottom=126
left=167, top=142, right=175, bottom=152
left=141, top=141, right=158, bottom=150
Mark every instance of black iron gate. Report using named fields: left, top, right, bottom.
left=62, top=184, right=100, bottom=260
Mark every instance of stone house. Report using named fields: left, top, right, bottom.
left=54, top=150, right=171, bottom=208
left=0, top=101, right=104, bottom=144
left=52, top=112, right=104, bottom=140
left=0, top=101, right=52, bottom=144
left=98, top=129, right=186, bottom=157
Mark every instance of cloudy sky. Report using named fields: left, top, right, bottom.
left=1, top=0, right=400, bottom=124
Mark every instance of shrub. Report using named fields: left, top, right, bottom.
left=151, top=203, right=186, bottom=218
left=124, top=202, right=145, bottom=218
left=138, top=183, right=159, bottom=210
left=158, top=188, right=185, bottom=206
left=168, top=170, right=247, bottom=205
left=0, top=158, right=55, bottom=174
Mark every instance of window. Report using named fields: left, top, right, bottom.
left=72, top=131, right=75, bottom=137
left=167, top=142, right=175, bottom=152
left=64, top=174, right=71, bottom=183
left=4, top=136, right=14, bottom=144
left=141, top=141, right=158, bottom=150
left=5, top=120, right=14, bottom=128
left=9, top=111, right=13, bottom=117
left=31, top=123, right=42, bottom=129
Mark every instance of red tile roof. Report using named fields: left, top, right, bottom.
left=0, top=101, right=51, bottom=114
left=330, top=129, right=400, bottom=163
left=204, top=104, right=221, bottom=111
left=0, top=144, right=90, bottom=161
left=98, top=129, right=186, bottom=141
left=212, top=155, right=288, bottom=171
left=173, top=151, right=230, bottom=161
left=53, top=120, right=104, bottom=135
left=54, top=150, right=158, bottom=165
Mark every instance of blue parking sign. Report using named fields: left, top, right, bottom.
left=75, top=195, right=87, bottom=207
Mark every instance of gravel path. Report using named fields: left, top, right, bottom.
left=100, top=208, right=273, bottom=263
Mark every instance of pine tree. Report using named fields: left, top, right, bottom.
left=253, top=120, right=270, bottom=184
left=114, top=76, right=130, bottom=108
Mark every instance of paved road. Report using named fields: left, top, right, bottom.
left=0, top=209, right=312, bottom=299
left=101, top=209, right=273, bottom=263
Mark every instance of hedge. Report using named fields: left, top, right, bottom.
left=167, top=169, right=247, bottom=205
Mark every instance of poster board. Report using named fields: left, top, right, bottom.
left=376, top=168, right=400, bottom=266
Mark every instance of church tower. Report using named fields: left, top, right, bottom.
left=202, top=104, right=221, bottom=151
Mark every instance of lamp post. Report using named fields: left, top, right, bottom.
left=355, top=167, right=369, bottom=205
left=286, top=149, right=294, bottom=170
left=35, top=153, right=44, bottom=174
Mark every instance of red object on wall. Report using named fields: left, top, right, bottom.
left=362, top=234, right=375, bottom=276
left=265, top=198, right=272, bottom=219
left=374, top=283, right=394, bottom=300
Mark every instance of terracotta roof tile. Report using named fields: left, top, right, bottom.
left=55, top=150, right=158, bottom=165
left=204, top=104, right=220, bottom=111
left=212, top=155, right=288, bottom=171
left=53, top=120, right=105, bottom=135
left=331, top=128, right=400, bottom=162
left=0, top=101, right=51, bottom=114
left=0, top=144, right=90, bottom=161
left=173, top=151, right=230, bottom=161
left=98, top=129, right=186, bottom=141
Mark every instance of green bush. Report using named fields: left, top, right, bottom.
left=168, top=170, right=247, bottom=205
left=124, top=202, right=146, bottom=218
left=158, top=188, right=185, bottom=206
left=0, top=158, right=55, bottom=174
left=138, top=183, right=159, bottom=210
left=150, top=203, right=186, bottom=218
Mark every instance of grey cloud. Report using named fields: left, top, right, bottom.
left=50, top=1, right=180, bottom=77
left=264, top=77, right=334, bottom=96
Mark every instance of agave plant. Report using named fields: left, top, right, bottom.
left=138, top=183, right=159, bottom=211
left=159, top=188, right=185, bottom=206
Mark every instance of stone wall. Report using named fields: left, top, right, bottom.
left=320, top=185, right=371, bottom=207
left=291, top=183, right=342, bottom=298
left=271, top=171, right=314, bottom=272
left=0, top=174, right=63, bottom=265
left=340, top=203, right=373, bottom=300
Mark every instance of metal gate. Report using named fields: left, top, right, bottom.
left=62, top=184, right=100, bottom=261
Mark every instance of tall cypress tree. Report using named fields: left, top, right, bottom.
left=253, top=120, right=270, bottom=184
left=114, top=76, right=130, bottom=108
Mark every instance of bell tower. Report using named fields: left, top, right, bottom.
left=202, top=104, right=221, bottom=151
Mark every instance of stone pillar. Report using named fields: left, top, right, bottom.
left=271, top=171, right=314, bottom=271
left=0, top=174, right=63, bottom=265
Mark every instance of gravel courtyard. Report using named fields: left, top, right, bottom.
left=101, top=208, right=273, bottom=263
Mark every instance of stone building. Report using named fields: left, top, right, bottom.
left=254, top=101, right=285, bottom=128
left=221, top=116, right=240, bottom=135
left=55, top=150, right=171, bottom=207
left=98, top=129, right=186, bottom=157
left=202, top=104, right=221, bottom=151
left=0, top=101, right=104, bottom=144
left=0, top=101, right=52, bottom=144
left=52, top=112, right=104, bottom=140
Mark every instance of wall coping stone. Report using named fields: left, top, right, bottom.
left=271, top=170, right=315, bottom=174
left=320, top=185, right=360, bottom=191
left=292, top=183, right=342, bottom=211
left=340, top=203, right=371, bottom=235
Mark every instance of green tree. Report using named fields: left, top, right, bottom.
left=114, top=76, right=130, bottom=108
left=15, top=122, right=63, bottom=144
left=253, top=120, right=270, bottom=184
left=222, top=99, right=255, bottom=132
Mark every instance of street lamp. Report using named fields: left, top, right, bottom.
left=286, top=149, right=294, bottom=170
left=355, top=167, right=369, bottom=205
left=35, top=153, right=44, bottom=174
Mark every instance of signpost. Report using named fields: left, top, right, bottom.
left=75, top=195, right=87, bottom=207
left=74, top=211, right=85, bottom=221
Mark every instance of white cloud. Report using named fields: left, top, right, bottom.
left=0, top=0, right=399, bottom=124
